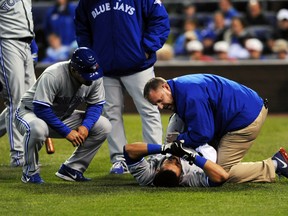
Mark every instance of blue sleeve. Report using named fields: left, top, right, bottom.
left=142, top=0, right=170, bottom=53
left=74, top=0, right=92, bottom=48
left=177, top=98, right=215, bottom=148
left=33, top=103, right=71, bottom=137
left=82, top=103, right=103, bottom=131
left=30, top=39, right=38, bottom=64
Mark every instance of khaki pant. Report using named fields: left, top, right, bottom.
left=217, top=106, right=276, bottom=183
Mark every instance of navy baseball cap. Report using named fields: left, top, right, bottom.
left=70, top=47, right=103, bottom=81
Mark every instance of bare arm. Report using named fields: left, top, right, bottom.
left=124, top=142, right=149, bottom=160
left=203, top=160, right=229, bottom=184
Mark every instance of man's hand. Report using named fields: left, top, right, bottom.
left=66, top=129, right=85, bottom=147
left=77, top=126, right=89, bottom=140
left=161, top=140, right=196, bottom=164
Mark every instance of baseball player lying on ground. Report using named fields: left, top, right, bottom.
left=124, top=141, right=229, bottom=187
left=124, top=139, right=288, bottom=187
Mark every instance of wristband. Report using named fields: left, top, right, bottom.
left=147, top=144, right=162, bottom=154
left=194, top=155, right=207, bottom=169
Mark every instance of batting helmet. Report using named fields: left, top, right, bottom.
left=70, top=47, right=103, bottom=81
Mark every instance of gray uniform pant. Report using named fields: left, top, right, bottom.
left=0, top=39, right=36, bottom=164
left=103, top=66, right=163, bottom=163
left=15, top=104, right=111, bottom=176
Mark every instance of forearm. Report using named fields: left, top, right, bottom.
left=33, top=103, right=71, bottom=137
left=124, top=142, right=149, bottom=160
left=203, top=160, right=229, bottom=184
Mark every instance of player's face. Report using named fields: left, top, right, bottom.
left=148, top=83, right=174, bottom=111
left=161, top=156, right=182, bottom=178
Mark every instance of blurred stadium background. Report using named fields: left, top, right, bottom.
left=3, top=0, right=288, bottom=113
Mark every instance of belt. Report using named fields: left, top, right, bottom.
left=24, top=106, right=32, bottom=111
left=12, top=37, right=33, bottom=44
left=263, top=98, right=268, bottom=109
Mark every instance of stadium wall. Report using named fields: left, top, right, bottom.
left=0, top=61, right=287, bottom=113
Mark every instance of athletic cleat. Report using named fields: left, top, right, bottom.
left=21, top=173, right=44, bottom=184
left=272, top=147, right=288, bottom=178
left=55, top=164, right=91, bottom=182
left=110, top=161, right=129, bottom=174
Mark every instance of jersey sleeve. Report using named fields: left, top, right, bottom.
left=180, top=164, right=211, bottom=187
left=177, top=95, right=215, bottom=149
left=128, top=158, right=159, bottom=186
left=142, top=0, right=170, bottom=53
left=33, top=72, right=59, bottom=107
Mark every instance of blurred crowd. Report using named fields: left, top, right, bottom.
left=158, top=0, right=288, bottom=61
left=35, top=0, right=288, bottom=63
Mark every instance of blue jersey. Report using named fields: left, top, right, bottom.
left=168, top=74, right=263, bottom=148
left=74, top=0, right=170, bottom=76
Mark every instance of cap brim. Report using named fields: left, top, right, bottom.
left=80, top=67, right=103, bottom=81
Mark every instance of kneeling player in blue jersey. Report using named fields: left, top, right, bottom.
left=143, top=74, right=288, bottom=183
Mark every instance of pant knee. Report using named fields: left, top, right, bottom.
left=91, top=116, right=112, bottom=138
left=29, top=119, right=49, bottom=140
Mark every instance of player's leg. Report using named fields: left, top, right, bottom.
left=102, top=76, right=128, bottom=173
left=15, top=106, right=48, bottom=183
left=121, top=66, right=163, bottom=144
left=217, top=105, right=274, bottom=182
left=55, top=111, right=111, bottom=181
left=165, top=113, right=185, bottom=144
left=62, top=112, right=111, bottom=172
left=0, top=40, right=34, bottom=166
left=0, top=108, right=7, bottom=137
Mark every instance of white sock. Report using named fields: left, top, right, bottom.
left=272, top=160, right=278, bottom=170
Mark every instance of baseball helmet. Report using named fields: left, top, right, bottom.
left=70, top=47, right=103, bottom=81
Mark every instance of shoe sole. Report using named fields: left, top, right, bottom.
left=109, top=170, right=130, bottom=174
left=55, top=172, right=76, bottom=182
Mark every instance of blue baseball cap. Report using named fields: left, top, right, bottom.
left=70, top=47, right=103, bottom=81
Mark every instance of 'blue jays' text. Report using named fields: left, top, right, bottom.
left=91, top=2, right=135, bottom=18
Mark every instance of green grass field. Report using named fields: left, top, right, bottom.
left=1, top=114, right=288, bottom=216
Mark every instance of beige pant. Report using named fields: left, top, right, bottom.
left=217, top=106, right=276, bottom=183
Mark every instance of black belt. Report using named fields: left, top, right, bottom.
left=24, top=106, right=32, bottom=111
left=263, top=98, right=268, bottom=109
left=13, top=37, right=33, bottom=44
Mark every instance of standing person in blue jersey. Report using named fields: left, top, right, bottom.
left=74, top=0, right=170, bottom=174
left=14, top=47, right=111, bottom=184
left=143, top=74, right=288, bottom=183
left=0, top=0, right=39, bottom=167
left=44, top=0, right=76, bottom=47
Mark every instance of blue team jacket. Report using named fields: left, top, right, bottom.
left=74, top=0, right=170, bottom=76
left=168, top=74, right=264, bottom=148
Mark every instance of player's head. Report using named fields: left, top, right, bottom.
left=153, top=156, right=182, bottom=187
left=70, top=47, right=103, bottom=83
left=143, top=77, right=174, bottom=111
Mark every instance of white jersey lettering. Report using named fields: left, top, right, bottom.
left=91, top=3, right=111, bottom=18
left=91, top=2, right=135, bottom=19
